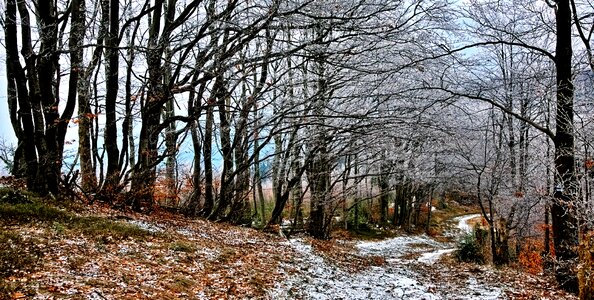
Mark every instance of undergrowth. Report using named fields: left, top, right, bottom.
left=0, top=188, right=152, bottom=240
left=0, top=188, right=157, bottom=299
left=456, top=231, right=485, bottom=264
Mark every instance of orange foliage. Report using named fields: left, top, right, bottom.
left=585, top=159, right=594, bottom=170
left=419, top=202, right=431, bottom=213
left=0, top=176, right=26, bottom=190
left=426, top=227, right=439, bottom=237
left=578, top=231, right=594, bottom=300
left=387, top=207, right=395, bottom=216
left=481, top=217, right=488, bottom=227
left=153, top=176, right=179, bottom=207
left=517, top=238, right=544, bottom=274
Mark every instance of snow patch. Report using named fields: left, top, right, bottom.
left=418, top=249, right=456, bottom=264
left=455, top=214, right=482, bottom=234
left=357, top=235, right=443, bottom=259
left=269, top=215, right=503, bottom=299
left=127, top=220, right=164, bottom=233
left=270, top=239, right=438, bottom=299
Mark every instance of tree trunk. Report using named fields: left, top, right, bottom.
left=201, top=103, right=214, bottom=216
left=426, top=187, right=433, bottom=232
left=184, top=82, right=205, bottom=216
left=379, top=153, right=390, bottom=225
left=209, top=77, right=233, bottom=220
left=129, top=0, right=170, bottom=211
left=5, top=0, right=37, bottom=189
left=552, top=0, right=579, bottom=292
left=253, top=105, right=266, bottom=224
left=37, top=0, right=61, bottom=195
left=186, top=119, right=202, bottom=216
left=103, top=0, right=121, bottom=198
left=306, top=35, right=330, bottom=239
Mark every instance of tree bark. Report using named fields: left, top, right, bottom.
left=201, top=102, right=215, bottom=216
left=103, top=0, right=121, bottom=198
left=5, top=0, right=37, bottom=188
left=552, top=0, right=579, bottom=292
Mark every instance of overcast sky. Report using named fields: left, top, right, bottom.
left=0, top=71, right=16, bottom=144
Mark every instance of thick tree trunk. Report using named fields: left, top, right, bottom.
left=130, top=104, right=161, bottom=211
left=129, top=0, right=169, bottom=211
left=164, top=96, right=177, bottom=205
left=37, top=1, right=61, bottom=195
left=229, top=119, right=251, bottom=224
left=307, top=151, right=330, bottom=239
left=163, top=46, right=177, bottom=206
left=65, top=0, right=90, bottom=193
left=184, top=83, right=204, bottom=216
left=290, top=147, right=304, bottom=229
left=552, top=0, right=579, bottom=292
left=5, top=0, right=37, bottom=188
left=253, top=107, right=266, bottom=224
left=78, top=80, right=97, bottom=192
left=185, top=120, right=202, bottom=216
left=103, top=0, right=121, bottom=198
left=209, top=78, right=234, bottom=220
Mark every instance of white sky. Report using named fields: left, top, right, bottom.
left=0, top=71, right=16, bottom=143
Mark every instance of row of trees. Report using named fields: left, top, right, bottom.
left=2, top=0, right=593, bottom=294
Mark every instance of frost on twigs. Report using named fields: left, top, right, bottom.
left=578, top=231, right=594, bottom=300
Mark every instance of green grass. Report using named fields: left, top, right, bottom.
left=169, top=241, right=196, bottom=253
left=75, top=216, right=152, bottom=239
left=0, top=188, right=152, bottom=240
left=0, top=188, right=159, bottom=299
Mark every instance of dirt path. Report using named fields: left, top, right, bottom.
left=269, top=214, right=501, bottom=299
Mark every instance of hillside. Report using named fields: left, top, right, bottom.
left=0, top=190, right=577, bottom=299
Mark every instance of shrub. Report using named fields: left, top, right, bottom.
left=347, top=203, right=371, bottom=230
left=456, top=230, right=484, bottom=264
left=517, top=238, right=544, bottom=275
left=0, top=189, right=32, bottom=205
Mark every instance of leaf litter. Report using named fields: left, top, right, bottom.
left=3, top=207, right=579, bottom=300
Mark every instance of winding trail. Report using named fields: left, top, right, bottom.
left=270, top=213, right=502, bottom=300
left=455, top=214, right=482, bottom=233
left=416, top=213, right=482, bottom=264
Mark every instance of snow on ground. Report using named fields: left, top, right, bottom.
left=357, top=235, right=444, bottom=258
left=270, top=238, right=438, bottom=300
left=416, top=213, right=482, bottom=265
left=270, top=214, right=502, bottom=300
left=454, top=214, right=482, bottom=233
left=127, top=219, right=165, bottom=233
left=418, top=249, right=456, bottom=264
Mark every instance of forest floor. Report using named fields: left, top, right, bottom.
left=0, top=191, right=578, bottom=299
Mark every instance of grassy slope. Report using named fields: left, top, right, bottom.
left=0, top=188, right=577, bottom=300
left=0, top=188, right=292, bottom=299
